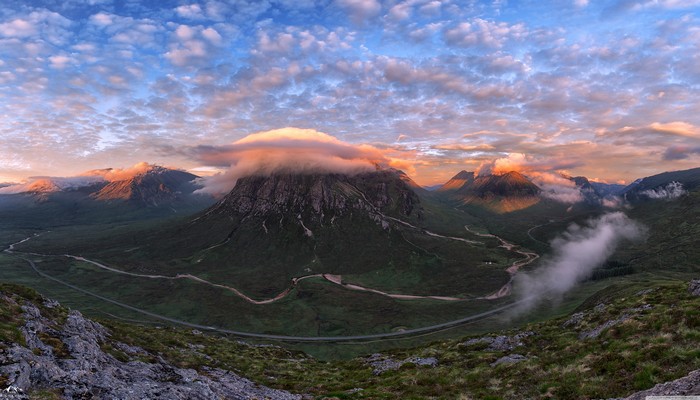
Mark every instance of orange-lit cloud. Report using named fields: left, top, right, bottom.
left=82, top=162, right=161, bottom=182
left=474, top=153, right=587, bottom=203
left=191, top=128, right=413, bottom=196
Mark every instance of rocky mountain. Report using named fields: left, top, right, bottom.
left=205, top=168, right=421, bottom=225
left=438, top=170, right=541, bottom=213
left=91, top=166, right=201, bottom=206
left=151, top=168, right=430, bottom=296
left=71, top=167, right=516, bottom=302
left=0, top=166, right=215, bottom=229
left=437, top=170, right=475, bottom=192
left=590, top=181, right=626, bottom=197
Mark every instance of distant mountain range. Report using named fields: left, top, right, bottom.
left=0, top=165, right=214, bottom=228
left=432, top=167, right=698, bottom=213
left=0, top=165, right=204, bottom=206
left=2, top=163, right=698, bottom=339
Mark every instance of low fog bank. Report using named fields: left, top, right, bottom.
left=641, top=181, right=687, bottom=200
left=512, top=212, right=646, bottom=314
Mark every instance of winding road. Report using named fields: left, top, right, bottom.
left=4, top=219, right=537, bottom=305
left=4, top=246, right=533, bottom=342
left=465, top=226, right=539, bottom=299
left=2, top=220, right=541, bottom=341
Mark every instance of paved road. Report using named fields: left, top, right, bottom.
left=5, top=248, right=527, bottom=343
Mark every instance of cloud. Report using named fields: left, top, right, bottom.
left=540, top=183, right=585, bottom=204
left=648, top=121, right=699, bottom=137
left=475, top=153, right=589, bottom=204
left=602, top=196, right=625, bottom=208
left=512, top=212, right=646, bottom=313
left=443, top=18, right=528, bottom=48
left=663, top=145, right=700, bottom=160
left=175, top=4, right=205, bottom=19
left=475, top=153, right=580, bottom=177
left=336, top=0, right=382, bottom=24
left=81, top=162, right=162, bottom=182
left=188, top=128, right=410, bottom=196
left=640, top=181, right=687, bottom=200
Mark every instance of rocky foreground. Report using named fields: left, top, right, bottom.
left=0, top=292, right=299, bottom=400
left=1, top=280, right=699, bottom=399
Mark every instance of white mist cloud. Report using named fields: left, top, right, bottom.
left=512, top=212, right=646, bottom=313
left=539, top=182, right=585, bottom=204
left=475, top=153, right=587, bottom=204
left=640, top=181, right=687, bottom=200
left=602, top=196, right=625, bottom=209
left=190, top=128, right=411, bottom=196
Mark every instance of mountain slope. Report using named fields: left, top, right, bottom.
left=437, top=170, right=475, bottom=192
left=91, top=166, right=201, bottom=206
left=623, top=167, right=700, bottom=202
left=0, top=283, right=300, bottom=400
left=22, top=169, right=515, bottom=305
left=0, top=166, right=215, bottom=229
left=1, top=278, right=698, bottom=399
left=441, top=171, right=542, bottom=213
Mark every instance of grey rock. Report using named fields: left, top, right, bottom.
left=624, top=369, right=700, bottom=399
left=491, top=354, right=527, bottom=367
left=406, top=357, right=439, bottom=367
left=579, top=305, right=652, bottom=340
left=462, top=331, right=535, bottom=352
left=563, top=312, right=585, bottom=328
left=689, top=279, right=700, bottom=296
left=579, top=315, right=630, bottom=340
left=0, top=299, right=301, bottom=400
left=365, top=353, right=439, bottom=375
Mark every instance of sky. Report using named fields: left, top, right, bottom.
left=1, top=0, right=699, bottom=186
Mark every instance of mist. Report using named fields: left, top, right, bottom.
left=641, top=181, right=686, bottom=200
left=191, top=128, right=409, bottom=196
left=511, top=212, right=646, bottom=314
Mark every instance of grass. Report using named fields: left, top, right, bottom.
left=92, top=279, right=699, bottom=399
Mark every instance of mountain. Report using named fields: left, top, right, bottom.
left=463, top=171, right=541, bottom=198
left=590, top=181, right=626, bottom=197
left=35, top=168, right=514, bottom=309
left=438, top=170, right=541, bottom=213
left=622, top=167, right=700, bottom=201
left=0, top=166, right=215, bottom=229
left=205, top=168, right=421, bottom=224
left=91, top=166, right=202, bottom=206
left=143, top=169, right=432, bottom=297
left=437, top=170, right=475, bottom=192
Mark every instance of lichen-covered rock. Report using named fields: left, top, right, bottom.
left=689, top=279, right=700, bottom=297
left=491, top=354, right=527, bottom=367
left=462, top=331, right=535, bottom=352
left=0, top=302, right=300, bottom=400
left=624, top=369, right=700, bottom=399
left=365, top=353, right=439, bottom=375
